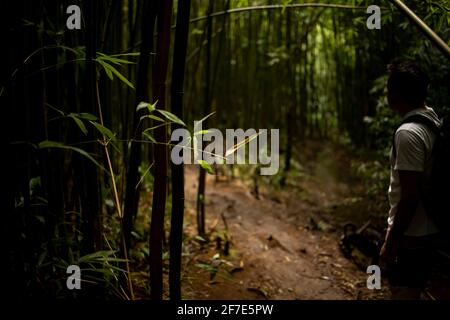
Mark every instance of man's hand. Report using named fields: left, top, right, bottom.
left=380, top=241, right=397, bottom=266
left=379, top=230, right=399, bottom=267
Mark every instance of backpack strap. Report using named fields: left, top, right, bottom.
left=401, top=114, right=440, bottom=136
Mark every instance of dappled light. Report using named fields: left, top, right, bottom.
left=3, top=0, right=450, bottom=306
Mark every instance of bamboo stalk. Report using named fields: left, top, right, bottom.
left=169, top=0, right=191, bottom=300
left=96, top=80, right=134, bottom=300
left=150, top=0, right=173, bottom=300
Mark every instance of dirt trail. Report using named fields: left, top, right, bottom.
left=181, top=142, right=389, bottom=300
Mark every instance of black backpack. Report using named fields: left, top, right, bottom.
left=397, top=113, right=450, bottom=247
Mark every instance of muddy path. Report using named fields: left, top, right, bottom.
left=181, top=142, right=389, bottom=300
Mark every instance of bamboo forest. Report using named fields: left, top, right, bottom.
left=2, top=0, right=450, bottom=302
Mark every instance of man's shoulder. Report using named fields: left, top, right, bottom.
left=396, top=123, right=425, bottom=138
left=396, top=121, right=433, bottom=141
left=395, top=120, right=435, bottom=154
left=399, top=107, right=441, bottom=135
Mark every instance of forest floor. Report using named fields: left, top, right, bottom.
left=180, top=141, right=390, bottom=300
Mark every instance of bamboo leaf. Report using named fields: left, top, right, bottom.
left=143, top=123, right=170, bottom=132
left=45, top=103, right=65, bottom=116
left=137, top=101, right=150, bottom=112
left=78, top=250, right=116, bottom=263
left=96, top=59, right=114, bottom=80
left=194, top=129, right=211, bottom=136
left=143, top=131, right=156, bottom=143
left=140, top=114, right=164, bottom=122
left=38, top=140, right=104, bottom=171
left=104, top=66, right=114, bottom=80
left=198, top=159, right=214, bottom=174
left=157, top=109, right=186, bottom=126
left=194, top=111, right=216, bottom=131
left=82, top=266, right=127, bottom=274
left=77, top=113, right=98, bottom=121
left=106, top=63, right=135, bottom=89
left=97, top=52, right=136, bottom=65
left=104, top=57, right=135, bottom=65
left=197, top=111, right=216, bottom=124
left=282, top=0, right=293, bottom=13
left=137, top=101, right=157, bottom=113
left=110, top=52, right=140, bottom=57
left=146, top=114, right=165, bottom=122
left=89, top=121, right=117, bottom=142
left=68, top=114, right=88, bottom=135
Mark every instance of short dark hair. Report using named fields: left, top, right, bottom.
left=387, top=59, right=429, bottom=106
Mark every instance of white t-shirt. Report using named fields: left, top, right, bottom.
left=387, top=106, right=440, bottom=236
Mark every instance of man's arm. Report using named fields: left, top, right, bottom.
left=390, top=170, right=421, bottom=238
left=381, top=170, right=421, bottom=262
left=390, top=128, right=425, bottom=236
left=381, top=128, right=425, bottom=262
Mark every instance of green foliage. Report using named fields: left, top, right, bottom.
left=198, top=159, right=215, bottom=174
left=266, top=46, right=290, bottom=66
left=157, top=109, right=186, bottom=127
left=281, top=0, right=293, bottom=14
left=364, top=75, right=401, bottom=156
left=47, top=105, right=118, bottom=144
left=137, top=101, right=157, bottom=113
left=95, top=52, right=137, bottom=89
left=37, top=249, right=129, bottom=299
left=9, top=0, right=450, bottom=300
left=90, top=121, right=117, bottom=142
left=352, top=159, right=389, bottom=200
left=194, top=255, right=233, bottom=281
left=37, top=140, right=105, bottom=171
left=68, top=113, right=88, bottom=135
left=138, top=101, right=187, bottom=141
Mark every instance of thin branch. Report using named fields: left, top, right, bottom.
left=189, top=3, right=385, bottom=23
left=95, top=79, right=134, bottom=299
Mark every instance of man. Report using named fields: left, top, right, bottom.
left=380, top=59, right=441, bottom=299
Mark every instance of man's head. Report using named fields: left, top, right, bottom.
left=387, top=59, right=429, bottom=115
